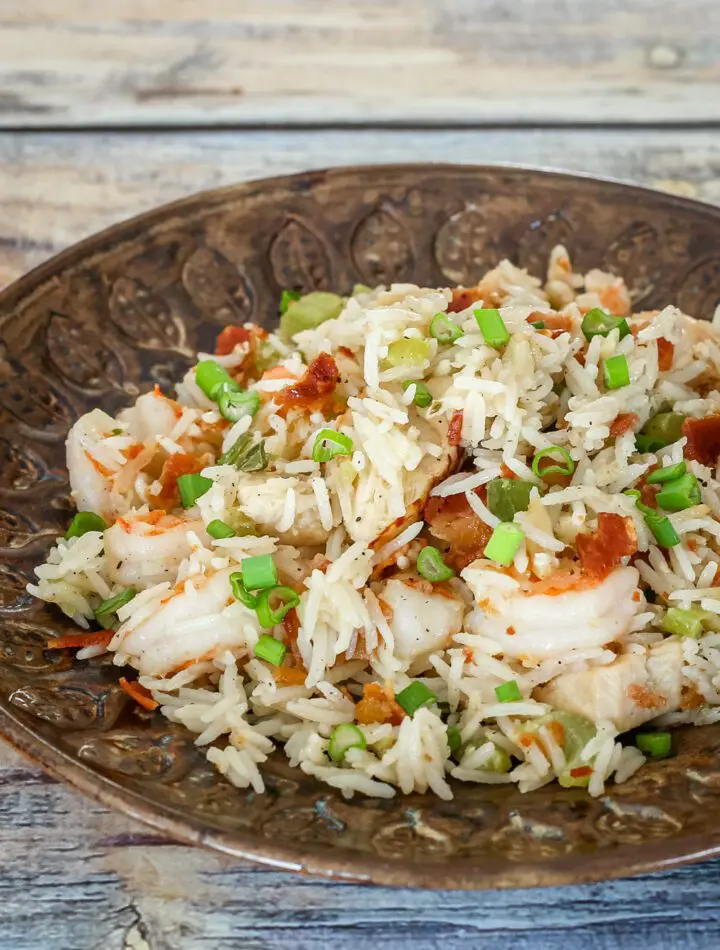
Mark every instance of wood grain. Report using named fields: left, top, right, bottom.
left=1, top=1, right=719, bottom=128
left=2, top=127, right=720, bottom=287
left=1, top=738, right=720, bottom=950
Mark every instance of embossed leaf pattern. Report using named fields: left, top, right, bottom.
left=182, top=247, right=254, bottom=324
left=603, top=222, right=660, bottom=306
left=0, top=437, right=56, bottom=492
left=46, top=311, right=124, bottom=391
left=9, top=680, right=127, bottom=730
left=516, top=211, right=576, bottom=276
left=109, top=277, right=189, bottom=353
left=75, top=730, right=193, bottom=782
left=352, top=208, right=414, bottom=285
left=676, top=257, right=720, bottom=319
left=269, top=219, right=332, bottom=292
left=0, top=368, right=75, bottom=434
left=435, top=204, right=502, bottom=285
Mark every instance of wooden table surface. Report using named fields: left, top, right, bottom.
left=2, top=4, right=720, bottom=947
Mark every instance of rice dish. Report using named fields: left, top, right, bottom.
left=29, top=244, right=720, bottom=801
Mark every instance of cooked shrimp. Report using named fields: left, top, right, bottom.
left=535, top=638, right=682, bottom=732
left=66, top=409, right=146, bottom=520
left=377, top=576, right=464, bottom=666
left=112, top=566, right=257, bottom=677
left=105, top=510, right=208, bottom=590
left=463, top=565, right=641, bottom=662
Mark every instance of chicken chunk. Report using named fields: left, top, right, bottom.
left=535, top=638, right=683, bottom=732
left=377, top=577, right=465, bottom=666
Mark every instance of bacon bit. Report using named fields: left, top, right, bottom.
left=657, top=337, right=674, bottom=372
left=548, top=720, right=565, bottom=746
left=609, top=412, right=639, bottom=438
left=447, top=411, right=464, bottom=446
left=576, top=513, right=637, bottom=581
left=627, top=682, right=665, bottom=710
left=282, top=607, right=305, bottom=665
left=424, top=490, right=493, bottom=570
left=85, top=451, right=114, bottom=478
left=506, top=626, right=516, bottom=636
left=273, top=665, right=307, bottom=687
left=275, top=352, right=339, bottom=414
left=500, top=464, right=518, bottom=480
left=355, top=683, right=406, bottom=726
left=119, top=677, right=159, bottom=711
left=447, top=287, right=484, bottom=313
left=570, top=765, right=593, bottom=778
left=463, top=647, right=474, bottom=663
left=46, top=630, right=114, bottom=650
left=216, top=325, right=251, bottom=355
left=683, top=415, right=720, bottom=466
left=632, top=590, right=641, bottom=602
left=154, top=452, right=206, bottom=509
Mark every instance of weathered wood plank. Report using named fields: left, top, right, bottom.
left=1, top=739, right=720, bottom=949
left=2, top=127, right=720, bottom=287
left=0, top=1, right=719, bottom=128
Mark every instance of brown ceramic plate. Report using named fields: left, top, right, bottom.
left=2, top=164, right=720, bottom=890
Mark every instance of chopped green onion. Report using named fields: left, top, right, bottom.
left=635, top=731, right=672, bottom=758
left=486, top=478, right=534, bottom=522
left=312, top=428, right=353, bottom=463
left=254, top=634, right=287, bottom=667
left=255, top=586, right=301, bottom=628
left=279, top=289, right=301, bottom=314
left=447, top=725, right=463, bottom=760
left=603, top=354, right=630, bottom=390
left=484, top=745, right=512, bottom=773
left=95, top=588, right=136, bottom=629
left=65, top=511, right=106, bottom=540
left=429, top=312, right=463, bottom=344
left=219, top=433, right=268, bottom=471
left=111, top=427, right=124, bottom=436
left=647, top=461, right=687, bottom=484
left=352, top=283, right=372, bottom=297
left=229, top=572, right=259, bottom=609
left=328, top=723, right=367, bottom=762
left=383, top=338, right=431, bottom=368
left=474, top=308, right=509, bottom=348
left=416, top=545, right=455, bottom=582
left=532, top=446, right=575, bottom=478
left=402, top=380, right=433, bottom=408
left=644, top=510, right=681, bottom=548
left=395, top=681, right=437, bottom=716
left=531, top=320, right=546, bottom=330
left=177, top=473, right=213, bottom=508
left=484, top=523, right=525, bottom=566
left=229, top=511, right=259, bottom=537
left=217, top=388, right=260, bottom=423
left=656, top=472, right=701, bottom=512
left=581, top=308, right=631, bottom=342
left=625, top=492, right=681, bottom=548
left=660, top=606, right=711, bottom=639
left=207, top=519, right=235, bottom=540
left=195, top=360, right=240, bottom=400
left=280, top=291, right=344, bottom=339
left=558, top=769, right=592, bottom=788
left=495, top=679, right=523, bottom=703
left=241, top=554, right=278, bottom=591
left=635, top=411, right=686, bottom=453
